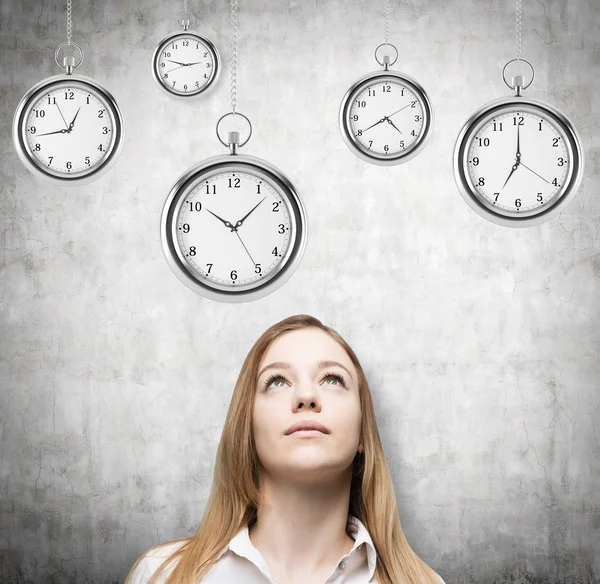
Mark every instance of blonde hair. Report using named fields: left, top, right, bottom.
left=125, top=314, right=441, bottom=584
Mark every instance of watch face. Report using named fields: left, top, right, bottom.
left=161, top=157, right=307, bottom=302
left=152, top=32, right=219, bottom=96
left=455, top=99, right=582, bottom=225
left=14, top=77, right=122, bottom=181
left=340, top=71, right=433, bottom=165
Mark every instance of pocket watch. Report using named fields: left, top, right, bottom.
left=160, top=112, right=307, bottom=303
left=12, top=43, right=124, bottom=185
left=339, top=43, right=434, bottom=165
left=453, top=59, right=584, bottom=227
left=151, top=9, right=221, bottom=98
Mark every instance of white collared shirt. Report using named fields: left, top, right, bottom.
left=129, top=514, right=381, bottom=583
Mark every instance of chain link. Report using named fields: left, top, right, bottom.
left=384, top=0, right=389, bottom=44
left=66, top=0, right=72, bottom=45
left=231, top=0, right=237, bottom=116
left=184, top=0, right=188, bottom=13
left=515, top=0, right=522, bottom=61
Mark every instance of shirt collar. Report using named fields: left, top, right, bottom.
left=222, top=514, right=378, bottom=582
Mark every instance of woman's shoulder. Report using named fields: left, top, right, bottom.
left=128, top=539, right=189, bottom=583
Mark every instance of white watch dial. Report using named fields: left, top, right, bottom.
left=22, top=82, right=115, bottom=177
left=465, top=106, right=572, bottom=214
left=174, top=170, right=293, bottom=287
left=349, top=79, right=426, bottom=156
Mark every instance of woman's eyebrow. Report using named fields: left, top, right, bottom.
left=257, top=360, right=354, bottom=381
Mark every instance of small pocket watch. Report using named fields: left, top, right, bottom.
left=160, top=112, right=307, bottom=303
left=151, top=8, right=221, bottom=98
left=12, top=43, right=124, bottom=185
left=453, top=59, right=584, bottom=227
left=339, top=43, right=434, bottom=165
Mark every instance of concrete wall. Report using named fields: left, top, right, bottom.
left=1, top=0, right=599, bottom=582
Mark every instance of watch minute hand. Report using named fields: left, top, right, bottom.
left=234, top=198, right=266, bottom=229
left=362, top=117, right=386, bottom=133
left=35, top=128, right=69, bottom=137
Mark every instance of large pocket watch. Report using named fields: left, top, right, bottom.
left=160, top=113, right=307, bottom=303
left=12, top=43, right=124, bottom=185
left=453, top=59, right=584, bottom=227
left=339, top=43, right=434, bottom=165
left=151, top=8, right=221, bottom=99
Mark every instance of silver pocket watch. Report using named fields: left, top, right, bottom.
left=160, top=113, right=307, bottom=303
left=12, top=42, right=124, bottom=185
left=339, top=43, right=434, bottom=165
left=453, top=59, right=584, bottom=227
left=151, top=8, right=221, bottom=99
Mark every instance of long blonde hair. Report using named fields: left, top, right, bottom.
left=125, top=314, right=441, bottom=584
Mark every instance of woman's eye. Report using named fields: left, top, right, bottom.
left=265, top=374, right=286, bottom=388
left=324, top=373, right=346, bottom=387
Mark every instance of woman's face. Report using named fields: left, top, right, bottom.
left=253, top=327, right=363, bottom=485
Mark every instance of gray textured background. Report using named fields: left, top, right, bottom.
left=1, top=0, right=599, bottom=583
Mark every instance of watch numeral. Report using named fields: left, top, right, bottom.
left=552, top=137, right=560, bottom=147
left=206, top=263, right=213, bottom=273
left=513, top=116, right=524, bottom=125
left=206, top=184, right=216, bottom=194
left=47, top=96, right=56, bottom=104
left=98, top=144, right=104, bottom=151
left=368, top=88, right=376, bottom=96
left=85, top=156, right=90, bottom=165
left=182, top=223, right=190, bottom=233
left=33, top=109, right=45, bottom=118
left=64, top=90, right=74, bottom=100
left=272, top=201, right=280, bottom=212
left=228, top=177, right=241, bottom=188
left=29, top=126, right=36, bottom=134
left=493, top=192, right=500, bottom=203
left=278, top=224, right=285, bottom=234
left=557, top=157, right=566, bottom=166
left=188, top=246, right=196, bottom=256
left=255, top=264, right=262, bottom=274
left=471, top=157, right=479, bottom=166
left=66, top=161, right=72, bottom=170
left=493, top=121, right=503, bottom=131
left=383, top=85, right=391, bottom=92
left=230, top=270, right=238, bottom=281
left=188, top=201, right=202, bottom=211
left=272, top=246, right=281, bottom=257
left=478, top=177, right=485, bottom=186
left=183, top=40, right=189, bottom=46
left=477, top=137, right=490, bottom=147
left=48, top=156, right=53, bottom=165
left=414, top=115, right=421, bottom=122
left=384, top=144, right=389, bottom=152
left=515, top=198, right=522, bottom=208
left=537, top=192, right=543, bottom=203
left=163, top=51, right=171, bottom=57
left=368, top=140, right=373, bottom=148
left=356, top=100, right=366, bottom=107
left=552, top=178, right=559, bottom=186
left=33, top=143, right=41, bottom=151
left=98, top=110, right=105, bottom=118
left=102, top=127, right=109, bottom=134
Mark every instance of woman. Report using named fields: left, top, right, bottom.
left=125, top=314, right=445, bottom=584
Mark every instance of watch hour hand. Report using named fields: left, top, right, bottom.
left=500, top=162, right=519, bottom=190
left=67, top=107, right=81, bottom=131
left=165, top=59, right=188, bottom=66
left=386, top=117, right=402, bottom=134
left=205, top=208, right=235, bottom=230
